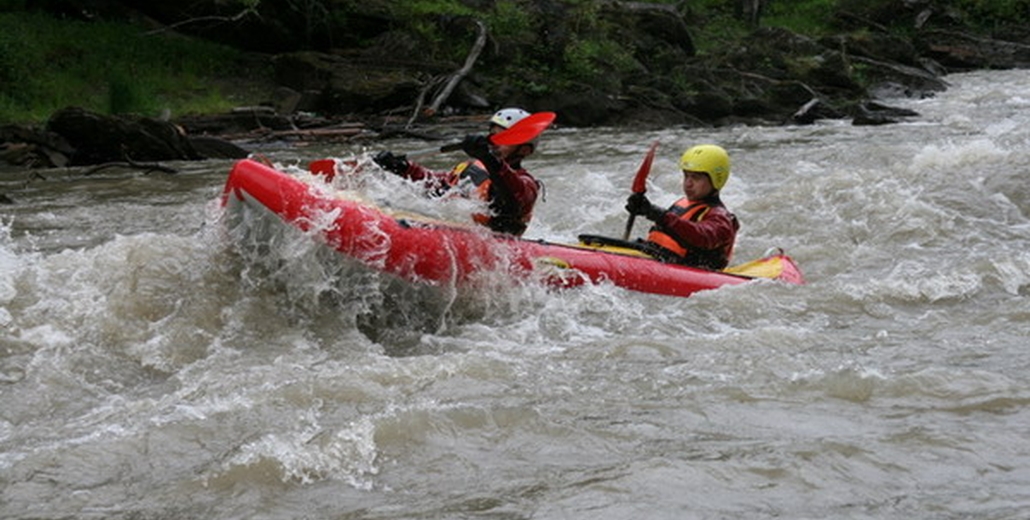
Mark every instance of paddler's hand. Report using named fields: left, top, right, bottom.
left=372, top=151, right=409, bottom=175
left=625, top=192, right=666, bottom=222
left=460, top=134, right=501, bottom=173
left=460, top=134, right=493, bottom=162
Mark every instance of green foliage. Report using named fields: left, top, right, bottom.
left=2, top=0, right=1023, bottom=125
left=390, top=0, right=473, bottom=17
left=689, top=13, right=749, bottom=56
left=562, top=37, right=638, bottom=90
left=107, top=72, right=153, bottom=116
left=378, top=0, right=478, bottom=62
left=953, top=0, right=1030, bottom=26
left=0, top=0, right=26, bottom=12
left=486, top=0, right=536, bottom=45
left=763, top=0, right=836, bottom=35
left=0, top=11, right=259, bottom=124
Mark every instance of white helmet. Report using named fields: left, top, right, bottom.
left=490, top=107, right=530, bottom=129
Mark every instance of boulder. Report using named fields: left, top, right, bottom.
left=819, top=33, right=922, bottom=67
left=174, top=106, right=295, bottom=136
left=0, top=107, right=253, bottom=168
left=0, top=124, right=74, bottom=168
left=599, top=1, right=696, bottom=61
left=918, top=29, right=1030, bottom=70
left=187, top=136, right=249, bottom=160
left=46, top=107, right=201, bottom=165
left=850, top=55, right=949, bottom=99
left=272, top=51, right=424, bottom=116
left=853, top=101, right=920, bottom=126
left=533, top=88, right=625, bottom=127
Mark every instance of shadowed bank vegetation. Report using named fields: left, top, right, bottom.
left=1, top=0, right=1028, bottom=125
left=0, top=10, right=271, bottom=123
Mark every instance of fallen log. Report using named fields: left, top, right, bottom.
left=83, top=158, right=178, bottom=176
left=426, top=20, right=488, bottom=116
left=217, top=125, right=366, bottom=142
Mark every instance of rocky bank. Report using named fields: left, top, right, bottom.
left=3, top=0, right=1030, bottom=171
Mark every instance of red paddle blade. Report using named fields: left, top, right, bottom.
left=309, top=158, right=363, bottom=181
left=309, top=159, right=337, bottom=180
left=490, top=111, right=556, bottom=146
left=631, top=140, right=660, bottom=193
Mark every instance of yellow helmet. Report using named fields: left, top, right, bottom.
left=679, top=144, right=730, bottom=190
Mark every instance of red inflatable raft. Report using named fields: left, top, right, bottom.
left=221, top=159, right=804, bottom=298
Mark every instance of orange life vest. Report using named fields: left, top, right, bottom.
left=448, top=160, right=492, bottom=199
left=647, top=199, right=709, bottom=257
left=447, top=160, right=494, bottom=226
left=447, top=160, right=534, bottom=235
left=646, top=198, right=734, bottom=269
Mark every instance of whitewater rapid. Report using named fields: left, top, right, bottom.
left=1, top=69, right=1029, bottom=519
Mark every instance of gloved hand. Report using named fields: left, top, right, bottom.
left=625, top=192, right=666, bottom=222
left=460, top=134, right=493, bottom=162
left=460, top=134, right=501, bottom=173
left=372, top=151, right=409, bottom=175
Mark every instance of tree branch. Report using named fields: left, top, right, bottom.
left=144, top=8, right=258, bottom=35
left=83, top=154, right=178, bottom=175
left=425, top=20, right=488, bottom=116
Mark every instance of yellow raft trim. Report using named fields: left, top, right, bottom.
left=569, top=242, right=654, bottom=258
left=722, top=255, right=784, bottom=279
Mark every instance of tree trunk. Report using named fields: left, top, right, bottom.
left=738, top=0, right=766, bottom=27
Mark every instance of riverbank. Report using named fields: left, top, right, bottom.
left=3, top=1, right=1030, bottom=170
left=5, top=2, right=1030, bottom=127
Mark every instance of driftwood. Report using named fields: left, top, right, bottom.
left=145, top=8, right=257, bottom=35
left=428, top=20, right=488, bottom=114
left=83, top=157, right=178, bottom=176
left=921, top=29, right=1030, bottom=69
left=409, top=76, right=448, bottom=127
left=216, top=125, right=366, bottom=142
left=792, top=98, right=822, bottom=124
left=409, top=19, right=488, bottom=126
left=264, top=127, right=365, bottom=139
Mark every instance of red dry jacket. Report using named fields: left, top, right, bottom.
left=401, top=159, right=539, bottom=236
left=646, top=197, right=739, bottom=269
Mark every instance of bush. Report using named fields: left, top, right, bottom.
left=0, top=11, right=260, bottom=124
left=954, top=0, right=1030, bottom=28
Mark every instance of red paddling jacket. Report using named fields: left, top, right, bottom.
left=645, top=196, right=739, bottom=269
left=401, top=159, right=539, bottom=236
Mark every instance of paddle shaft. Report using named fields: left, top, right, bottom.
left=622, top=216, right=637, bottom=241
left=622, top=140, right=660, bottom=240
left=421, top=111, right=556, bottom=156
left=312, top=112, right=556, bottom=174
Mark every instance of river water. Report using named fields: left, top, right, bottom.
left=2, top=69, right=1029, bottom=519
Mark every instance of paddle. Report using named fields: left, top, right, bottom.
left=491, top=110, right=557, bottom=145
left=309, top=158, right=341, bottom=177
left=438, top=110, right=556, bottom=152
left=622, top=140, right=660, bottom=240
left=309, top=111, right=557, bottom=177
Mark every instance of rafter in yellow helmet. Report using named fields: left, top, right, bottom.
left=679, top=144, right=730, bottom=190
